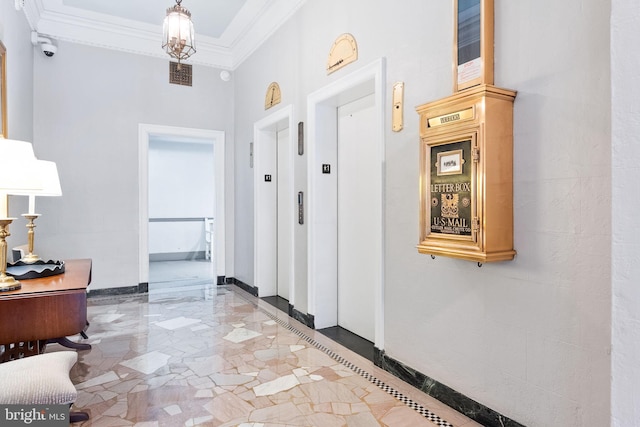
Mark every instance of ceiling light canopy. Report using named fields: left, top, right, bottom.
left=162, top=0, right=196, bottom=67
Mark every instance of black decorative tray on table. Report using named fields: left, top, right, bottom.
left=6, top=260, right=65, bottom=280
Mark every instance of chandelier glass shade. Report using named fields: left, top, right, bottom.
left=162, top=0, right=196, bottom=65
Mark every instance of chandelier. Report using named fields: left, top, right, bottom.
left=162, top=0, right=196, bottom=67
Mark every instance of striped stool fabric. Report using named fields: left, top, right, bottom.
left=0, top=351, right=78, bottom=405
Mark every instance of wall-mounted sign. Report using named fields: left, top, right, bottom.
left=265, top=82, right=281, bottom=110
left=454, top=0, right=494, bottom=92
left=428, top=107, right=474, bottom=128
left=392, top=82, right=404, bottom=132
left=327, top=33, right=358, bottom=75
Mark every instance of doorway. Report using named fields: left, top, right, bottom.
left=254, top=105, right=295, bottom=307
left=138, top=124, right=226, bottom=287
left=307, top=59, right=385, bottom=348
left=147, top=137, right=215, bottom=289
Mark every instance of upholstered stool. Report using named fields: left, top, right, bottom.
left=0, top=351, right=88, bottom=422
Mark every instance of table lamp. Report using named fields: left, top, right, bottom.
left=19, top=160, right=62, bottom=263
left=0, top=139, right=43, bottom=291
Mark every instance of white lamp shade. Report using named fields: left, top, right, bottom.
left=0, top=139, right=42, bottom=194
left=33, top=160, right=62, bottom=197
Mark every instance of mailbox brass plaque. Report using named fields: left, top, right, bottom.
left=428, top=107, right=474, bottom=128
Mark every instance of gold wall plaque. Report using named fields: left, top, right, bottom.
left=265, top=82, right=281, bottom=110
left=327, top=33, right=358, bottom=75
left=0, top=41, right=7, bottom=139
left=392, top=82, right=404, bottom=132
left=428, top=107, right=474, bottom=128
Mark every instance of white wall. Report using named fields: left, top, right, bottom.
left=0, top=2, right=33, bottom=143
left=31, top=41, right=233, bottom=290
left=232, top=1, right=612, bottom=425
left=148, top=139, right=214, bottom=256
left=0, top=3, right=36, bottom=243
left=3, top=0, right=622, bottom=424
left=611, top=0, right=640, bottom=425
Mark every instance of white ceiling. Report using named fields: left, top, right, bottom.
left=19, top=0, right=306, bottom=69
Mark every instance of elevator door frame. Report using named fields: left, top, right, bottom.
left=253, top=105, right=296, bottom=303
left=307, top=59, right=386, bottom=348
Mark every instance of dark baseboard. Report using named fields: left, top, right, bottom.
left=87, top=283, right=148, bottom=297
left=291, top=307, right=315, bottom=329
left=373, top=348, right=524, bottom=427
left=227, top=277, right=258, bottom=297
left=217, top=276, right=226, bottom=285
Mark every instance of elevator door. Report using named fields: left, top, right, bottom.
left=337, top=94, right=377, bottom=342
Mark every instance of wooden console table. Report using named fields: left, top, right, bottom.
left=0, top=259, right=92, bottom=360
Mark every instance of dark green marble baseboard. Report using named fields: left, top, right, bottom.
left=291, top=307, right=315, bottom=329
left=228, top=278, right=259, bottom=297
left=374, top=348, right=525, bottom=427
left=88, top=283, right=147, bottom=297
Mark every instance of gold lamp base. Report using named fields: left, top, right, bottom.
left=20, top=253, right=41, bottom=263
left=0, top=218, right=20, bottom=292
left=20, top=213, right=42, bottom=264
left=0, top=272, right=20, bottom=291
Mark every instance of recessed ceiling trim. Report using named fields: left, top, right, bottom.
left=25, top=0, right=307, bottom=70
left=37, top=17, right=234, bottom=68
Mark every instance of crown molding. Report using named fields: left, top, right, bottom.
left=230, top=0, right=306, bottom=68
left=22, top=0, right=306, bottom=70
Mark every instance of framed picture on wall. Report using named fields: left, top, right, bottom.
left=0, top=41, right=6, bottom=138
left=453, top=0, right=494, bottom=92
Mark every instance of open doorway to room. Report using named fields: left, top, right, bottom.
left=254, top=105, right=295, bottom=313
left=138, top=124, right=226, bottom=291
left=147, top=136, right=215, bottom=290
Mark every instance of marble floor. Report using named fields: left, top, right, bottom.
left=48, top=280, right=482, bottom=426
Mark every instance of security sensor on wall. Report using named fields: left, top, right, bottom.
left=31, top=31, right=57, bottom=57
